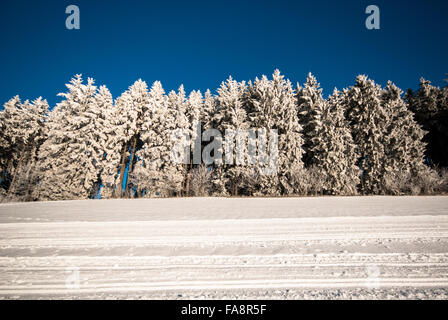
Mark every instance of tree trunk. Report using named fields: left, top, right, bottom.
left=125, top=136, right=138, bottom=197
left=8, top=151, right=27, bottom=196
left=185, top=174, right=191, bottom=196
left=117, top=141, right=128, bottom=198
left=185, top=158, right=193, bottom=196
left=8, top=166, right=19, bottom=196
left=24, top=161, right=34, bottom=201
left=24, top=146, right=38, bottom=201
left=233, top=183, right=238, bottom=196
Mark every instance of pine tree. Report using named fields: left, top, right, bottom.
left=9, top=97, right=48, bottom=200
left=169, top=85, right=190, bottom=196
left=383, top=82, right=426, bottom=171
left=214, top=76, right=250, bottom=196
left=202, top=89, right=217, bottom=130
left=315, top=89, right=360, bottom=194
left=244, top=75, right=276, bottom=195
left=381, top=81, right=429, bottom=194
left=132, top=83, right=188, bottom=197
left=0, top=96, right=48, bottom=199
left=199, top=89, right=218, bottom=194
left=405, top=78, right=448, bottom=168
left=184, top=90, right=203, bottom=195
left=100, top=97, right=127, bottom=199
left=245, top=70, right=304, bottom=195
left=83, top=85, right=116, bottom=199
left=114, top=80, right=149, bottom=197
left=297, top=73, right=327, bottom=167
left=132, top=81, right=167, bottom=197
left=0, top=96, right=23, bottom=192
left=345, top=75, right=388, bottom=194
left=34, top=75, right=104, bottom=200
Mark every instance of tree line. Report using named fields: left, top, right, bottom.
left=0, top=70, right=447, bottom=202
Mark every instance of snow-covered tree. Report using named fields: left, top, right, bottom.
left=0, top=96, right=48, bottom=199
left=202, top=89, right=217, bottom=130
left=380, top=81, right=429, bottom=193
left=0, top=96, right=23, bottom=192
left=190, top=164, right=212, bottom=197
left=243, top=75, right=276, bottom=195
left=184, top=90, right=203, bottom=195
left=405, top=78, right=448, bottom=168
left=315, top=89, right=360, bottom=194
left=82, top=86, right=117, bottom=199
left=34, top=75, right=107, bottom=200
left=131, top=81, right=167, bottom=196
left=383, top=82, right=426, bottom=172
left=9, top=97, right=48, bottom=200
left=297, top=73, right=327, bottom=167
left=113, top=80, right=150, bottom=197
left=168, top=85, right=190, bottom=196
left=245, top=70, right=304, bottom=195
left=131, top=83, right=188, bottom=197
left=213, top=76, right=251, bottom=196
left=345, top=75, right=389, bottom=194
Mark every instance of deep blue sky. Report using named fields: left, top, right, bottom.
left=0, top=0, right=447, bottom=108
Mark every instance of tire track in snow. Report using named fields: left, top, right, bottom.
left=1, top=198, right=448, bottom=299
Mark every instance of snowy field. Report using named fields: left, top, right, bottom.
left=1, top=196, right=448, bottom=300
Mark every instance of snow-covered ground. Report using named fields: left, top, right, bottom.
left=1, top=196, right=448, bottom=300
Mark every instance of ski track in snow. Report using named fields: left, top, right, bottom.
left=0, top=196, right=448, bottom=299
